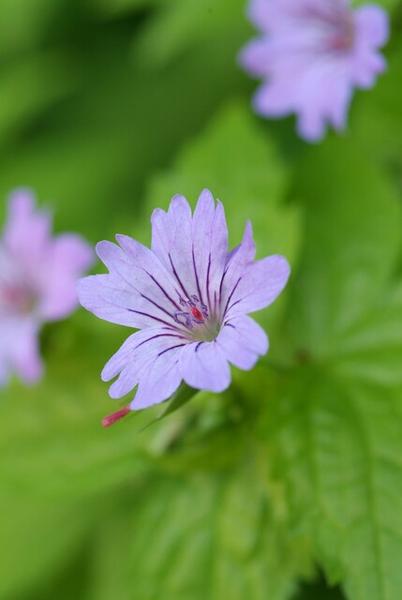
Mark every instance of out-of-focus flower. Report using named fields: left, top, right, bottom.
left=78, top=190, right=290, bottom=425
left=0, top=189, right=93, bottom=386
left=240, top=0, right=389, bottom=141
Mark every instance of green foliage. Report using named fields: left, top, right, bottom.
left=1, top=1, right=402, bottom=600
left=87, top=465, right=305, bottom=600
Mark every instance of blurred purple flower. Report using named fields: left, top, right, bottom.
left=0, top=189, right=93, bottom=386
left=240, top=0, right=389, bottom=141
left=78, top=190, right=290, bottom=425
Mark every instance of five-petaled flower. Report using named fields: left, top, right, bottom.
left=78, top=190, right=290, bottom=425
left=0, top=189, right=93, bottom=386
left=240, top=0, right=389, bottom=141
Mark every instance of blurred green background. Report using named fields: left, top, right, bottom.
left=1, top=1, right=402, bottom=599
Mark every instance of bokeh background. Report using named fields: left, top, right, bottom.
left=1, top=1, right=402, bottom=599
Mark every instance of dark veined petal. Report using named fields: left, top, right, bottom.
left=105, top=329, right=186, bottom=400
left=151, top=195, right=195, bottom=299
left=220, top=221, right=256, bottom=312
left=151, top=190, right=228, bottom=311
left=217, top=315, right=269, bottom=370
left=77, top=274, right=171, bottom=329
left=224, top=254, right=290, bottom=319
left=179, top=341, right=231, bottom=393
left=130, top=345, right=183, bottom=410
left=79, top=238, right=187, bottom=329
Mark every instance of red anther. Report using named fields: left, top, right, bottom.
left=102, top=405, right=130, bottom=428
left=191, top=306, right=204, bottom=321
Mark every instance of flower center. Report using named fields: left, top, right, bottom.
left=300, top=3, right=355, bottom=53
left=174, top=294, right=221, bottom=342
left=328, top=15, right=355, bottom=52
left=0, top=283, right=36, bottom=315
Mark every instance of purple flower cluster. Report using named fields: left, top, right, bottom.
left=78, top=190, right=290, bottom=423
left=0, top=190, right=93, bottom=386
left=240, top=0, right=389, bottom=141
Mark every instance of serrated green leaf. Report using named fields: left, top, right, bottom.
left=266, top=137, right=402, bottom=600
left=265, top=369, right=402, bottom=600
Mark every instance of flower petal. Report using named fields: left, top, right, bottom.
left=131, top=346, right=183, bottom=410
left=220, top=221, right=256, bottom=311
left=354, top=5, right=389, bottom=48
left=81, top=237, right=186, bottom=328
left=107, top=330, right=185, bottom=400
left=77, top=274, right=156, bottom=328
left=39, top=234, right=94, bottom=321
left=4, top=189, right=51, bottom=265
left=152, top=190, right=228, bottom=312
left=217, top=315, right=269, bottom=370
left=151, top=195, right=197, bottom=299
left=193, top=190, right=228, bottom=311
left=0, top=318, right=43, bottom=385
left=179, top=341, right=231, bottom=393
left=225, top=254, right=290, bottom=318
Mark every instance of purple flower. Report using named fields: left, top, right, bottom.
left=78, top=190, right=290, bottom=425
left=0, top=189, right=93, bottom=386
left=240, top=0, right=389, bottom=141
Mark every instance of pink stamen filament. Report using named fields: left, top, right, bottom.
left=102, top=405, right=131, bottom=428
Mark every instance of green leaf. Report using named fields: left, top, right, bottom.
left=287, top=137, right=401, bottom=361
left=88, top=462, right=311, bottom=600
left=265, top=369, right=402, bottom=600
left=264, top=137, right=402, bottom=600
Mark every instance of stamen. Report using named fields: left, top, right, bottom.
left=102, top=405, right=131, bottom=428
left=191, top=306, right=204, bottom=322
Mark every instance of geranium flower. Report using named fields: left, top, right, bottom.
left=0, top=189, right=93, bottom=386
left=240, top=0, right=389, bottom=141
left=78, top=190, right=290, bottom=426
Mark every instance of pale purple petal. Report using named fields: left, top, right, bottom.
left=220, top=221, right=256, bottom=312
left=225, top=255, right=290, bottom=318
left=151, top=190, right=228, bottom=311
left=85, top=237, right=184, bottom=328
left=179, top=342, right=231, bottom=393
left=193, top=190, right=228, bottom=310
left=131, top=346, right=183, bottom=410
left=354, top=5, right=389, bottom=47
left=77, top=274, right=166, bottom=328
left=253, top=81, right=295, bottom=118
left=217, top=315, right=268, bottom=370
left=248, top=0, right=274, bottom=32
left=151, top=195, right=196, bottom=298
left=107, top=330, right=185, bottom=400
left=4, top=189, right=51, bottom=264
left=239, top=38, right=273, bottom=78
left=1, top=318, right=43, bottom=385
left=39, top=234, right=93, bottom=320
